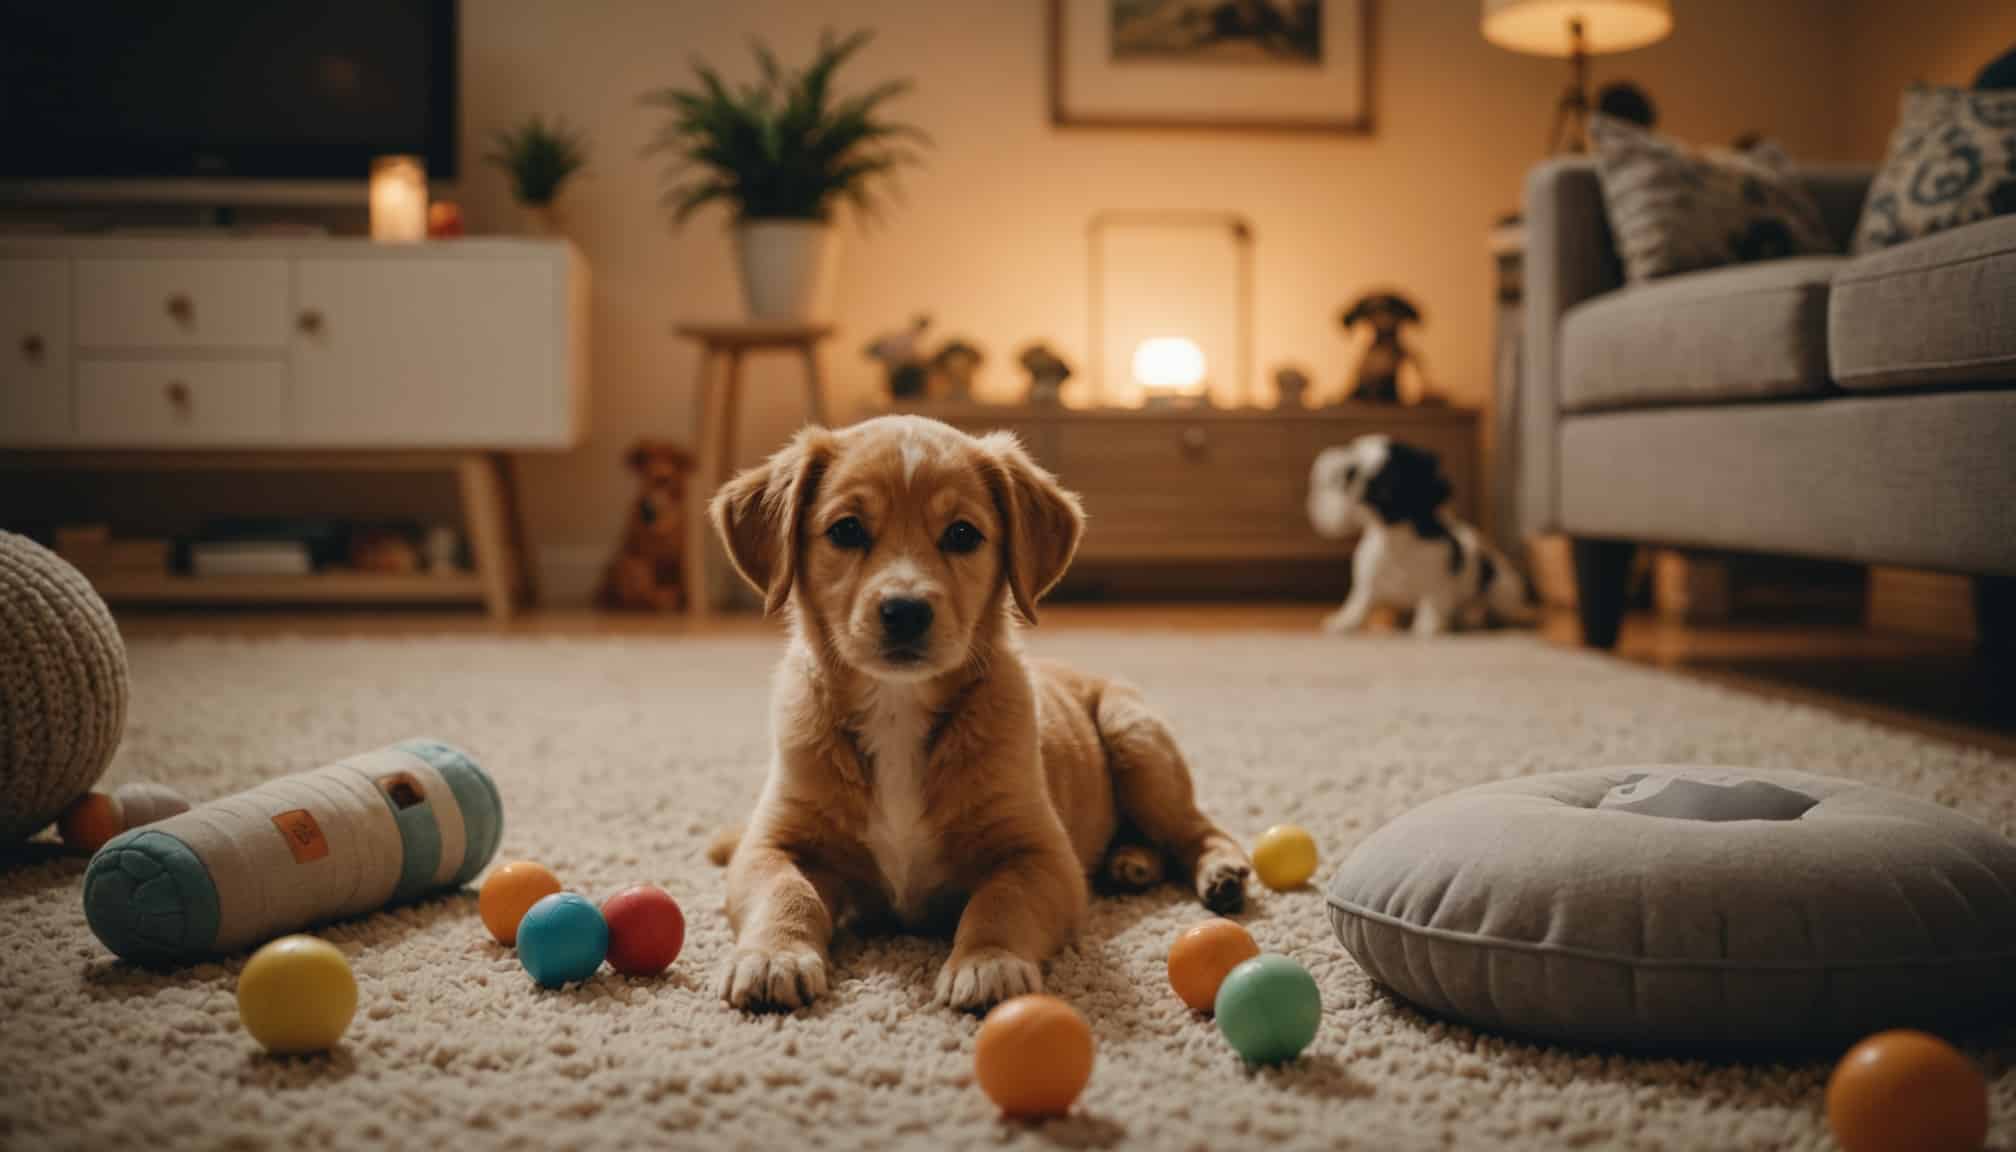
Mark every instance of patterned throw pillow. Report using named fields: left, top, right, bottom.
left=1854, top=87, right=2016, bottom=254
left=1587, top=114, right=1836, bottom=282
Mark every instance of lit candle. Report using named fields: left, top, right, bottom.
left=1133, top=337, right=1207, bottom=406
left=369, top=155, right=428, bottom=243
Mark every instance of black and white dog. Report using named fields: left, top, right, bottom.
left=1307, top=435, right=1535, bottom=636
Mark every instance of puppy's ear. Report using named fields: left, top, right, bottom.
left=1364, top=441, right=1450, bottom=528
left=709, top=427, right=836, bottom=615
left=981, top=433, right=1084, bottom=625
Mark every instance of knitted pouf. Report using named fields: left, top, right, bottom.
left=0, top=532, right=128, bottom=842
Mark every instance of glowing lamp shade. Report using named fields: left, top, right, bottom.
left=369, top=155, right=428, bottom=243
left=1481, top=0, right=1671, bottom=57
left=1132, top=337, right=1207, bottom=398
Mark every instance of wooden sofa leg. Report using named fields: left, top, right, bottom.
left=1572, top=538, right=1636, bottom=650
left=1977, top=574, right=2015, bottom=663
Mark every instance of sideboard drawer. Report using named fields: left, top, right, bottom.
left=76, top=257, right=290, bottom=351
left=77, top=359, right=289, bottom=445
left=0, top=258, right=73, bottom=443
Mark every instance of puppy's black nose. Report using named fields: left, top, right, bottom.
left=879, top=597, right=933, bottom=644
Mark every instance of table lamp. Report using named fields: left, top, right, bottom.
left=1133, top=337, right=1208, bottom=408
left=1482, top=0, right=1671, bottom=153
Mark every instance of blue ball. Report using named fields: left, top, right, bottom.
left=517, top=893, right=609, bottom=988
left=1214, top=954, right=1321, bottom=1064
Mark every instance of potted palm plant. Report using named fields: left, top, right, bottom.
left=643, top=29, right=924, bottom=321
left=487, top=117, right=588, bottom=236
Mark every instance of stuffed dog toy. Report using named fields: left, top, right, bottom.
left=1340, top=292, right=1423, bottom=404
left=707, top=415, right=1250, bottom=1011
left=596, top=440, right=692, bottom=611
left=1307, top=434, right=1535, bottom=635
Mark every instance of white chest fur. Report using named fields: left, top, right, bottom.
left=1365, top=522, right=1465, bottom=603
left=857, top=684, right=941, bottom=923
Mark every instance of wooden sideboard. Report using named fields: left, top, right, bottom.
left=0, top=235, right=588, bottom=617
left=905, top=402, right=1480, bottom=597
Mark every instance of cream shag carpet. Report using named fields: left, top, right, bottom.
left=2, top=631, right=2012, bottom=1152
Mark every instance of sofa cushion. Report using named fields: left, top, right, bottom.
left=1560, top=256, right=1844, bottom=413
left=1854, top=87, right=2016, bottom=254
left=1830, top=213, right=2016, bottom=392
left=1588, top=115, right=1837, bottom=282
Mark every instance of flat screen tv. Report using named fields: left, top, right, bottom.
left=0, top=1, right=456, bottom=189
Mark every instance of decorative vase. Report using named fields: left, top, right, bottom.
left=735, top=219, right=838, bottom=321
left=520, top=202, right=562, bottom=237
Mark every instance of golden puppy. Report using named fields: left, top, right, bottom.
left=707, top=415, right=1250, bottom=1011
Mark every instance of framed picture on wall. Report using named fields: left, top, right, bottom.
left=1050, top=0, right=1374, bottom=133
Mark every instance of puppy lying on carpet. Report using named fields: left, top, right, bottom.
left=1307, top=435, right=1535, bottom=636
left=706, top=416, right=1250, bottom=1011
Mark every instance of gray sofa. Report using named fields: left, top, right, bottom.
left=1515, top=159, right=2016, bottom=650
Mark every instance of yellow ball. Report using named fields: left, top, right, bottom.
left=1251, top=825, right=1319, bottom=890
left=237, top=935, right=357, bottom=1054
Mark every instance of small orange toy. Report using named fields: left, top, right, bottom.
left=1827, top=1030, right=1987, bottom=1152
left=57, top=782, right=189, bottom=854
left=1167, top=918, right=1261, bottom=1013
left=479, top=860, right=563, bottom=945
left=974, top=994, right=1095, bottom=1119
left=58, top=793, right=123, bottom=854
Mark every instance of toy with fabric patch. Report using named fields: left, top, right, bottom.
left=82, top=739, right=502, bottom=963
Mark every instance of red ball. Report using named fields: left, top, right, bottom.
left=600, top=886, right=685, bottom=977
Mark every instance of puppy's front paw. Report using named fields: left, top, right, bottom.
left=934, top=947, right=1042, bottom=1011
left=718, top=946, right=828, bottom=1011
left=1321, top=609, right=1362, bottom=634
left=1198, top=855, right=1251, bottom=915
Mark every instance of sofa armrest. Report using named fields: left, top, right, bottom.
left=1518, top=157, right=1620, bottom=539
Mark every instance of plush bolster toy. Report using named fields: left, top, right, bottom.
left=82, top=739, right=501, bottom=963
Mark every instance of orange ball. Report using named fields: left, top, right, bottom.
left=974, top=994, right=1095, bottom=1119
left=478, top=860, right=562, bottom=945
left=1167, top=918, right=1260, bottom=1013
left=59, top=792, right=124, bottom=854
left=1827, top=1030, right=1987, bottom=1152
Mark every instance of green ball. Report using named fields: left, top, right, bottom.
left=1214, top=954, right=1321, bottom=1064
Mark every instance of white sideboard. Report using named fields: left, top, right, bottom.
left=0, top=235, right=589, bottom=617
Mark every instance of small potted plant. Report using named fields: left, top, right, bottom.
left=643, top=29, right=924, bottom=321
left=486, top=116, right=588, bottom=236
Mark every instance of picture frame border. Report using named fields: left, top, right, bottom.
left=1048, top=0, right=1376, bottom=135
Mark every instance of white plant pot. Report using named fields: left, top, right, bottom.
left=735, top=220, right=838, bottom=321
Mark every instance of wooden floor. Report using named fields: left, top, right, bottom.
left=116, top=604, right=2014, bottom=755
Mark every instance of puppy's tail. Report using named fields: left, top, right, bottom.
left=705, top=825, right=742, bottom=867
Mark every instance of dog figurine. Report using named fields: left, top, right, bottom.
left=596, top=440, right=693, bottom=612
left=1340, top=292, right=1423, bottom=404
left=706, top=415, right=1250, bottom=1011
left=1307, top=435, right=1535, bottom=636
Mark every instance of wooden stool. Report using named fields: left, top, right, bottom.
left=675, top=321, right=833, bottom=616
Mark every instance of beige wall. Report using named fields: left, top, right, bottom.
left=1848, top=0, right=2016, bottom=159
left=458, top=1, right=1986, bottom=599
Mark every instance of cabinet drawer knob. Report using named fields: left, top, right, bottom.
left=297, top=309, right=324, bottom=334
left=166, top=293, right=194, bottom=324
left=20, top=333, right=43, bottom=362
left=165, top=380, right=192, bottom=414
left=1180, top=426, right=1208, bottom=456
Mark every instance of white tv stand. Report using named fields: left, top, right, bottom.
left=0, top=235, right=588, bottom=618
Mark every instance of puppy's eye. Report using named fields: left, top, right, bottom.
left=939, top=520, right=984, bottom=555
left=1342, top=464, right=1359, bottom=486
left=826, top=516, right=870, bottom=550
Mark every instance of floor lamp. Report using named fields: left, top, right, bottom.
left=1483, top=0, right=1672, bottom=153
